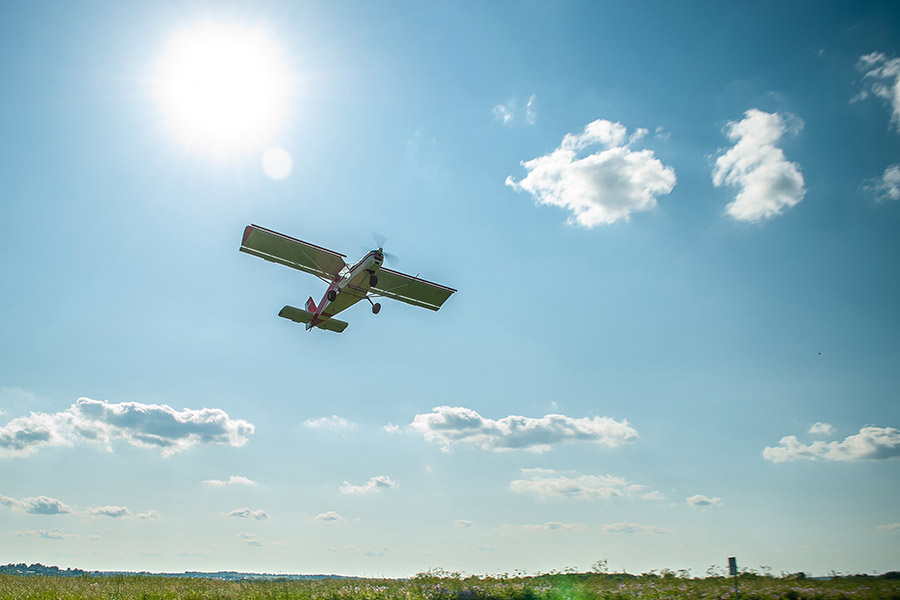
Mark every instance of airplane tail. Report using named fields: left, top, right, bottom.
left=306, top=296, right=317, bottom=312
left=278, top=305, right=349, bottom=333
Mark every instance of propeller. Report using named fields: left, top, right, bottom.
left=363, top=233, right=399, bottom=267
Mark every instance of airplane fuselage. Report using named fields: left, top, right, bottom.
left=308, top=250, right=384, bottom=329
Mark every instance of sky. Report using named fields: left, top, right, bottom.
left=1, top=0, right=899, bottom=579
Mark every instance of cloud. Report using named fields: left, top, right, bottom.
left=203, top=475, right=258, bottom=487
left=521, top=521, right=589, bottom=532
left=237, top=532, right=263, bottom=547
left=492, top=94, right=537, bottom=126
left=304, top=415, right=355, bottom=431
left=138, top=510, right=162, bottom=521
left=809, top=422, right=835, bottom=436
left=856, top=52, right=900, bottom=129
left=510, top=473, right=662, bottom=500
left=228, top=508, right=269, bottom=520
left=409, top=406, right=637, bottom=453
left=712, top=109, right=806, bottom=222
left=85, top=505, right=132, bottom=518
left=506, top=119, right=676, bottom=227
left=384, top=422, right=400, bottom=434
left=641, top=490, right=666, bottom=501
left=604, top=522, right=671, bottom=535
left=687, top=494, right=722, bottom=507
left=763, top=426, right=900, bottom=462
left=864, top=164, right=900, bottom=202
left=0, top=398, right=254, bottom=458
left=1, top=494, right=73, bottom=515
left=877, top=523, right=900, bottom=531
left=340, top=475, right=398, bottom=495
left=316, top=511, right=346, bottom=522
left=454, top=519, right=474, bottom=528
left=15, top=528, right=76, bottom=540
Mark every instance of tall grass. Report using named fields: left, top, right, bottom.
left=1, top=572, right=898, bottom=600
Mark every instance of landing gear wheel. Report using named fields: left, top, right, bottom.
left=327, top=290, right=337, bottom=302
left=372, top=302, right=381, bottom=315
left=369, top=274, right=379, bottom=287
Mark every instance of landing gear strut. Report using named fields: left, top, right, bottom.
left=366, top=296, right=382, bottom=315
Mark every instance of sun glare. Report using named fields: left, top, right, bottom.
left=155, top=23, right=293, bottom=159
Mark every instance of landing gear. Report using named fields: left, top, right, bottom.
left=369, top=274, right=379, bottom=287
left=327, top=289, right=337, bottom=302
left=372, top=302, right=381, bottom=315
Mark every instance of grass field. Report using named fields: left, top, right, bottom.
left=1, top=572, right=899, bottom=600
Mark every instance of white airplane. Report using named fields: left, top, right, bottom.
left=240, top=224, right=456, bottom=333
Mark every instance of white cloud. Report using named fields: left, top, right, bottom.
left=203, top=475, right=258, bottom=487
left=454, top=519, right=474, bottom=528
left=237, top=532, right=263, bottom=547
left=15, top=528, right=75, bottom=540
left=877, top=523, right=900, bottom=531
left=712, top=109, right=806, bottom=222
left=856, top=52, right=900, bottom=129
left=340, top=475, right=398, bottom=495
left=687, top=494, right=723, bottom=507
left=304, top=415, right=355, bottom=431
left=604, top=522, right=671, bottom=535
left=85, top=505, right=132, bottom=519
left=0, top=494, right=73, bottom=515
left=409, top=406, right=637, bottom=453
left=809, top=422, right=835, bottom=436
left=384, top=422, right=400, bottom=434
left=641, top=490, right=666, bottom=501
left=316, top=511, right=346, bottom=522
left=492, top=94, right=537, bottom=126
left=864, top=164, right=900, bottom=202
left=507, top=119, right=676, bottom=227
left=138, top=510, right=162, bottom=521
left=0, top=398, right=254, bottom=459
left=763, top=426, right=900, bottom=462
left=228, top=508, right=269, bottom=520
left=510, top=473, right=661, bottom=500
left=521, top=521, right=589, bottom=532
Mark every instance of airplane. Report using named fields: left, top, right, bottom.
left=239, top=224, right=456, bottom=333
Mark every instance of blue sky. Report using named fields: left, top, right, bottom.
left=1, top=0, right=899, bottom=578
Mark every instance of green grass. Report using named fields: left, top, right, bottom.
left=1, top=573, right=898, bottom=600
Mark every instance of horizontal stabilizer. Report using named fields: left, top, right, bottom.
left=278, top=306, right=349, bottom=333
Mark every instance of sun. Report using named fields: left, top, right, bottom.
left=154, top=22, right=294, bottom=159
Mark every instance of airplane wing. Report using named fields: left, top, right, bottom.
left=240, top=225, right=346, bottom=280
left=372, top=267, right=456, bottom=311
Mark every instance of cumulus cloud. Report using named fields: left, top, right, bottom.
left=454, top=519, right=474, bottom=528
left=0, top=398, right=254, bottom=458
left=877, top=523, right=900, bottom=531
left=15, top=528, right=77, bottom=540
left=809, top=422, right=835, bottom=436
left=138, top=510, right=161, bottom=521
left=510, top=473, right=661, bottom=500
left=203, top=475, right=258, bottom=487
left=492, top=94, right=537, bottom=126
left=316, top=511, right=346, bottom=522
left=228, top=508, right=269, bottom=520
left=410, top=406, right=637, bottom=453
left=304, top=415, right=355, bottom=431
left=763, top=426, right=900, bottom=462
left=864, top=164, right=900, bottom=202
left=712, top=109, right=806, bottom=222
left=604, top=522, right=671, bottom=535
left=521, top=521, right=589, bottom=532
left=0, top=494, right=73, bottom=515
left=340, top=475, right=397, bottom=495
left=506, top=119, right=676, bottom=227
left=85, top=505, right=132, bottom=519
left=686, top=494, right=722, bottom=507
left=856, top=52, right=900, bottom=128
